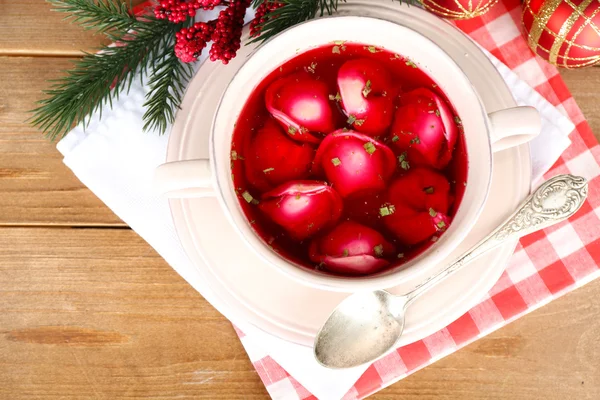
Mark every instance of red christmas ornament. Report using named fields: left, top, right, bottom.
left=420, top=0, right=499, bottom=19
left=523, top=0, right=600, bottom=68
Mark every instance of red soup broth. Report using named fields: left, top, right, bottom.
left=230, top=43, right=467, bottom=276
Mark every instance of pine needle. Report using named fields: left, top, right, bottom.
left=251, top=0, right=418, bottom=44
left=250, top=0, right=339, bottom=44
left=31, top=1, right=189, bottom=140
left=47, top=0, right=138, bottom=39
left=143, top=47, right=194, bottom=133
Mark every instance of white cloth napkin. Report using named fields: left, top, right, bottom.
left=56, top=27, right=574, bottom=399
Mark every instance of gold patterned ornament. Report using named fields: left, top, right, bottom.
left=523, top=0, right=600, bottom=68
left=420, top=0, right=500, bottom=19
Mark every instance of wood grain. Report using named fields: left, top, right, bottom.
left=0, top=0, right=106, bottom=56
left=0, top=228, right=268, bottom=399
left=0, top=56, right=124, bottom=226
left=1, top=227, right=599, bottom=399
left=0, top=0, right=146, bottom=57
left=561, top=69, right=600, bottom=137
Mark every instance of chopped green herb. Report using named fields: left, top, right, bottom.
left=435, top=109, right=440, bottom=117
left=366, top=46, right=380, bottom=53
left=406, top=59, right=417, bottom=68
left=307, top=62, right=317, bottom=73
left=454, top=116, right=462, bottom=125
left=397, top=253, right=405, bottom=259
left=354, top=118, right=365, bottom=126
left=374, top=244, right=384, bottom=257
left=410, top=136, right=421, bottom=145
left=437, top=220, right=446, bottom=230
left=231, top=150, right=238, bottom=160
left=362, top=80, right=372, bottom=97
left=392, top=135, right=399, bottom=143
left=295, top=194, right=301, bottom=200
left=364, top=142, right=376, bottom=154
left=342, top=249, right=349, bottom=257
left=398, top=152, right=409, bottom=170
left=299, top=126, right=309, bottom=134
left=331, top=157, right=342, bottom=166
left=429, top=208, right=437, bottom=217
left=288, top=126, right=297, bottom=135
left=332, top=46, right=341, bottom=54
left=333, top=40, right=346, bottom=46
left=347, top=114, right=356, bottom=125
left=379, top=205, right=395, bottom=217
left=329, top=92, right=342, bottom=102
left=424, top=186, right=434, bottom=194
left=342, top=127, right=349, bottom=132
left=242, top=191, right=255, bottom=204
left=263, top=167, right=274, bottom=174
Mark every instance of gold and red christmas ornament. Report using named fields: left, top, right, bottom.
left=523, top=0, right=600, bottom=68
left=419, top=0, right=500, bottom=19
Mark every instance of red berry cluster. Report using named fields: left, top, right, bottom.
left=163, top=0, right=277, bottom=64
left=155, top=0, right=224, bottom=23
left=174, top=21, right=215, bottom=63
left=209, top=0, right=251, bottom=64
left=250, top=1, right=284, bottom=37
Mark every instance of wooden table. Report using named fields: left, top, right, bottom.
left=1, top=2, right=599, bottom=399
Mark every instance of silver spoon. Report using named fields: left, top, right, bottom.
left=314, top=174, right=588, bottom=369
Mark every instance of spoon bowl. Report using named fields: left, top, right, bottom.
left=314, top=290, right=408, bottom=369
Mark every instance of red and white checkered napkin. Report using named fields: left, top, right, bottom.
left=238, top=0, right=600, bottom=398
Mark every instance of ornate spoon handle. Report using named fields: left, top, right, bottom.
left=405, top=174, right=588, bottom=304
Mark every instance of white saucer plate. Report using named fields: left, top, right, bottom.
left=166, top=1, right=531, bottom=347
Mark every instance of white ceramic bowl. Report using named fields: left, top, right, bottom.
left=155, top=16, right=540, bottom=292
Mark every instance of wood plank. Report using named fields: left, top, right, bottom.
left=561, top=69, right=600, bottom=140
left=0, top=56, right=124, bottom=226
left=0, top=227, right=268, bottom=399
left=0, top=0, right=145, bottom=57
left=1, top=227, right=599, bottom=399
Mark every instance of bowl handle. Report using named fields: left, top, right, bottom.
left=488, top=106, right=541, bottom=152
left=154, top=159, right=215, bottom=198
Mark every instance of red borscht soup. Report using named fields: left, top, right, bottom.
left=230, top=43, right=467, bottom=276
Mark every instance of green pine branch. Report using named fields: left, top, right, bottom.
left=251, top=0, right=418, bottom=44
left=143, top=47, right=194, bottom=133
left=47, top=0, right=138, bottom=38
left=250, top=0, right=341, bottom=43
left=32, top=1, right=192, bottom=140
